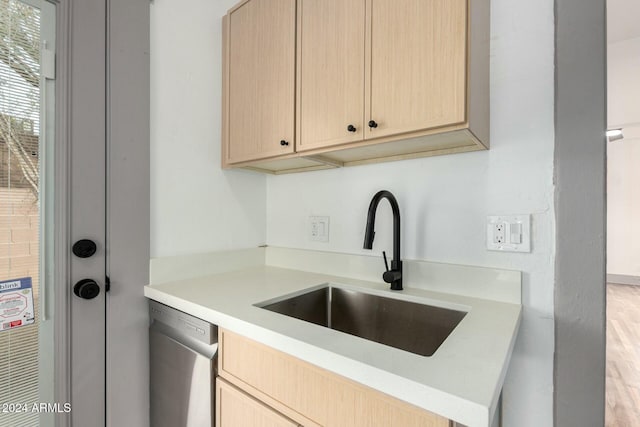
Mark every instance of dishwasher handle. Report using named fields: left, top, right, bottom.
left=150, top=320, right=218, bottom=359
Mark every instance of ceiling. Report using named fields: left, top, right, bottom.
left=608, top=0, right=640, bottom=43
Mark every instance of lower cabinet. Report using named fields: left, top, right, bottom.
left=216, top=378, right=298, bottom=427
left=217, top=329, right=451, bottom=427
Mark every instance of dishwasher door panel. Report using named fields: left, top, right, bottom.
left=150, top=328, right=214, bottom=427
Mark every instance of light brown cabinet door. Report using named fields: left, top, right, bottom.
left=226, top=0, right=296, bottom=163
left=216, top=378, right=298, bottom=427
left=367, top=0, right=467, bottom=139
left=296, top=0, right=366, bottom=151
left=219, top=329, right=450, bottom=427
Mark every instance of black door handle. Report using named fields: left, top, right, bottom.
left=74, top=279, right=100, bottom=300
left=368, top=120, right=378, bottom=129
left=72, top=239, right=97, bottom=258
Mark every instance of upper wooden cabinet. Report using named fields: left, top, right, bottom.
left=367, top=0, right=467, bottom=139
left=296, top=0, right=366, bottom=151
left=222, top=0, right=490, bottom=174
left=223, top=0, right=296, bottom=164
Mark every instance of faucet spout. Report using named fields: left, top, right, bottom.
left=363, top=190, right=403, bottom=290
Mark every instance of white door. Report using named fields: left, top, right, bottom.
left=65, top=0, right=107, bottom=425
left=0, top=0, right=107, bottom=426
left=1, top=0, right=150, bottom=425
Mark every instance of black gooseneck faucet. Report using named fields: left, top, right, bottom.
left=363, top=190, right=403, bottom=291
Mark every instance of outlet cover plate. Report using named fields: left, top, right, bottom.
left=487, top=215, right=531, bottom=252
left=309, top=216, right=330, bottom=242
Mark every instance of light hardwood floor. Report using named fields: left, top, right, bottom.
left=606, top=284, right=640, bottom=427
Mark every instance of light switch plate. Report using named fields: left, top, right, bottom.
left=487, top=215, right=531, bottom=252
left=309, top=216, right=330, bottom=242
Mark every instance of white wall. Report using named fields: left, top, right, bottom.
left=607, top=37, right=640, bottom=280
left=608, top=37, right=640, bottom=127
left=266, top=1, right=556, bottom=426
left=151, top=0, right=556, bottom=424
left=553, top=0, right=606, bottom=422
left=150, top=0, right=266, bottom=258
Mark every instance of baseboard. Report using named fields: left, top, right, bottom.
left=607, top=274, right=640, bottom=286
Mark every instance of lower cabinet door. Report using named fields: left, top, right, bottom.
left=216, top=378, right=298, bottom=427
left=219, top=330, right=450, bottom=427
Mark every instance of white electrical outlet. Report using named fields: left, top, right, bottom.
left=487, top=215, right=531, bottom=252
left=309, top=216, right=330, bottom=242
left=493, top=223, right=506, bottom=244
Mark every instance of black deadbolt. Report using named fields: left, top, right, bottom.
left=72, top=239, right=97, bottom=258
left=74, top=279, right=100, bottom=300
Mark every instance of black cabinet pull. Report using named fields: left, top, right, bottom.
left=347, top=125, right=357, bottom=133
left=280, top=140, right=289, bottom=146
left=368, top=120, right=378, bottom=129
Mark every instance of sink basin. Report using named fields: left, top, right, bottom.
left=257, top=286, right=467, bottom=357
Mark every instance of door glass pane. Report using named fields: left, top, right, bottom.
left=0, top=0, right=55, bottom=426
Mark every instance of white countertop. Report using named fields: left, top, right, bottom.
left=145, top=247, right=521, bottom=427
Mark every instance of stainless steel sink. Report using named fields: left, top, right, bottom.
left=257, top=286, right=467, bottom=357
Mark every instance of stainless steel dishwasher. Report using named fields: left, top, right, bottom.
left=149, top=300, right=218, bottom=427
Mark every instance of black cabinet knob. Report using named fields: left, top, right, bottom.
left=72, top=239, right=97, bottom=258
left=280, top=140, right=289, bottom=146
left=347, top=125, right=357, bottom=133
left=73, top=279, right=100, bottom=300
left=368, top=120, right=378, bottom=129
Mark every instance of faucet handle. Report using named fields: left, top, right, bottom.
left=383, top=270, right=402, bottom=285
left=382, top=251, right=390, bottom=272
